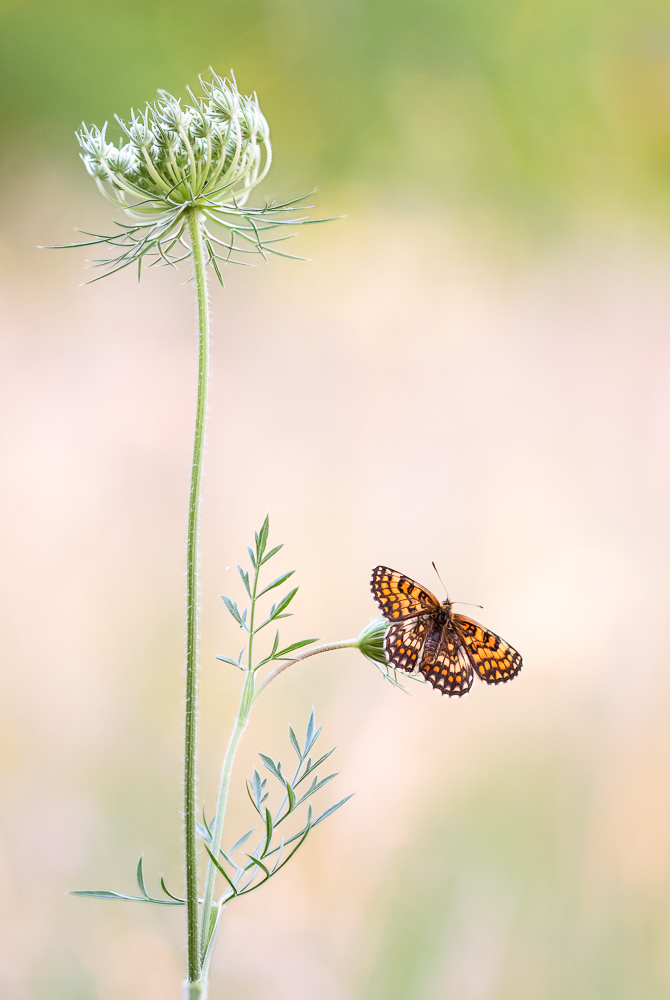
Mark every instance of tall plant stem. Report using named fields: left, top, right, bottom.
left=184, top=208, right=210, bottom=987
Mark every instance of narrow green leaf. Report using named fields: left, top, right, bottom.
left=260, top=543, right=284, bottom=565
left=296, top=747, right=335, bottom=784
left=215, top=654, right=245, bottom=669
left=228, top=828, right=255, bottom=854
left=260, top=822, right=313, bottom=881
left=270, top=588, right=298, bottom=620
left=256, top=516, right=270, bottom=561
left=136, top=856, right=149, bottom=898
left=263, top=808, right=273, bottom=856
left=257, top=570, right=295, bottom=598
left=204, top=846, right=237, bottom=897
left=237, top=563, right=251, bottom=597
left=160, top=877, right=185, bottom=903
left=270, top=836, right=286, bottom=873
left=275, top=638, right=319, bottom=658
left=294, top=773, right=338, bottom=807
left=70, top=889, right=184, bottom=905
left=255, top=630, right=285, bottom=670
left=247, top=773, right=265, bottom=816
left=219, top=848, right=241, bottom=874
left=312, top=794, right=354, bottom=827
left=221, top=594, right=243, bottom=627
left=245, top=854, right=271, bottom=878
left=305, top=724, right=322, bottom=756
left=304, top=710, right=316, bottom=756
left=201, top=807, right=213, bottom=838
left=286, top=782, right=296, bottom=814
left=288, top=726, right=301, bottom=759
left=196, top=820, right=212, bottom=843
left=247, top=545, right=257, bottom=570
left=258, top=753, right=285, bottom=784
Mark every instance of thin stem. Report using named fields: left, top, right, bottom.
left=184, top=208, right=211, bottom=985
left=253, top=640, right=357, bottom=700
left=199, top=668, right=255, bottom=962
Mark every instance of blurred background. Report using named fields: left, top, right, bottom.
left=3, top=0, right=670, bottom=997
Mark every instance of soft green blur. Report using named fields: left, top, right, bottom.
left=3, top=2, right=670, bottom=999
left=2, top=0, right=670, bottom=223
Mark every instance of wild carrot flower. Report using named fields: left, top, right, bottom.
left=73, top=72, right=312, bottom=282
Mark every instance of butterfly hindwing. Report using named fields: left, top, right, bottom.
left=385, top=617, right=430, bottom=672
left=454, top=614, right=523, bottom=685
left=371, top=566, right=440, bottom=622
left=420, top=622, right=474, bottom=697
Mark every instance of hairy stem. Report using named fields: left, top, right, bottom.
left=253, top=640, right=357, bottom=699
left=184, top=208, right=210, bottom=984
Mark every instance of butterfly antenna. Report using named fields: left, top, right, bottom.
left=452, top=600, right=484, bottom=610
left=431, top=561, right=449, bottom=600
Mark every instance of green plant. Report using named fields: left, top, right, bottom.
left=52, top=72, right=398, bottom=999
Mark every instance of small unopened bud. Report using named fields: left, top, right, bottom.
left=106, top=143, right=137, bottom=175
left=353, top=617, right=389, bottom=666
left=155, top=94, right=191, bottom=133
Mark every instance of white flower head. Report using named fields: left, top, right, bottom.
left=70, top=71, right=319, bottom=283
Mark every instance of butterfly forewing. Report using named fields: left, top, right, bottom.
left=385, top=617, right=430, bottom=672
left=420, top=623, right=474, bottom=697
left=454, top=614, right=523, bottom=685
left=371, top=566, right=440, bottom=622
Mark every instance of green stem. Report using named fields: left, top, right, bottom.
left=199, top=668, right=255, bottom=963
left=253, top=640, right=357, bottom=700
left=184, top=208, right=210, bottom=985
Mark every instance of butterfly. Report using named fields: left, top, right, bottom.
left=370, top=565, right=522, bottom=697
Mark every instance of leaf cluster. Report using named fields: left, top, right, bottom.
left=216, top=515, right=319, bottom=675
left=198, top=710, right=352, bottom=904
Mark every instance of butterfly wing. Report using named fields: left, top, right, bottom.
left=371, top=566, right=440, bottom=622
left=419, top=622, right=474, bottom=697
left=453, top=614, right=522, bottom=685
left=385, top=617, right=430, bottom=672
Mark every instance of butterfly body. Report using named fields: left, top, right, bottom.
left=370, top=565, right=522, bottom=697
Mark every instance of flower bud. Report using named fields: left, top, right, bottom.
left=354, top=617, right=390, bottom=666
left=106, top=143, right=138, bottom=176
left=155, top=94, right=191, bottom=133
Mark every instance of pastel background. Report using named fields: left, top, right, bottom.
left=2, top=1, right=670, bottom=997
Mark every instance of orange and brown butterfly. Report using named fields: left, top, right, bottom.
left=370, top=566, right=522, bottom=697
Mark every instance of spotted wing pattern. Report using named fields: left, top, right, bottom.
left=420, top=623, right=474, bottom=697
left=385, top=617, right=430, bottom=672
left=371, top=566, right=440, bottom=622
left=454, top=614, right=523, bottom=685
